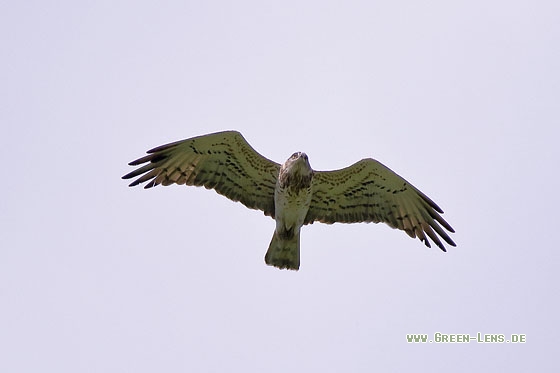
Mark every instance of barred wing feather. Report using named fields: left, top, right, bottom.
left=122, top=131, right=280, bottom=218
left=305, top=159, right=456, bottom=250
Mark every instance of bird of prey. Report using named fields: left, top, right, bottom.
left=123, top=130, right=455, bottom=270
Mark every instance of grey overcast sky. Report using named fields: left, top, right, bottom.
left=1, top=0, right=558, bottom=372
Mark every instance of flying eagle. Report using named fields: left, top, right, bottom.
left=123, top=130, right=455, bottom=270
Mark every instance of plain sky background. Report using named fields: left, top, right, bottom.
left=1, top=0, right=558, bottom=372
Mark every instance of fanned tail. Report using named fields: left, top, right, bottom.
left=264, top=231, right=300, bottom=270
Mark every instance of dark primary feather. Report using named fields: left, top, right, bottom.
left=305, top=158, right=456, bottom=251
left=122, top=130, right=280, bottom=218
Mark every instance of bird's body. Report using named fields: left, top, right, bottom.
left=267, top=152, right=314, bottom=269
left=123, top=130, right=456, bottom=270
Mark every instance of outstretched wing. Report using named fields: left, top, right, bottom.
left=305, top=159, right=456, bottom=250
left=122, top=130, right=280, bottom=218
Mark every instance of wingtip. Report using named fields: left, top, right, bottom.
left=122, top=172, right=134, bottom=180
left=122, top=168, right=146, bottom=181
left=423, top=236, right=452, bottom=252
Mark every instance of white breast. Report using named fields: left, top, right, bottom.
left=274, top=184, right=313, bottom=235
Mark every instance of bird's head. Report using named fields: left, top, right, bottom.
left=278, top=152, right=313, bottom=189
left=286, top=152, right=311, bottom=173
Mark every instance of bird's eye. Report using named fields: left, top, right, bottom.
left=291, top=152, right=299, bottom=159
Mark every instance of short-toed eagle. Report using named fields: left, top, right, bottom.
left=123, top=131, right=456, bottom=270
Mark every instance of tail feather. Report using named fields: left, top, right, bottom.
left=265, top=231, right=300, bottom=270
